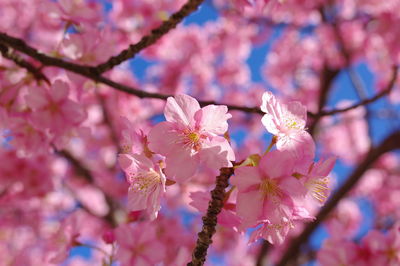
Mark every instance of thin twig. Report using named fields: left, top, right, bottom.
left=318, top=67, right=398, bottom=116
left=276, top=130, right=400, bottom=266
left=93, top=0, right=205, bottom=74
left=188, top=167, right=234, bottom=266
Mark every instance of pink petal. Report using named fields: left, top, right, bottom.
left=51, top=80, right=70, bottom=102
left=259, top=150, right=294, bottom=179
left=230, top=166, right=262, bottom=190
left=261, top=92, right=283, bottom=126
left=261, top=114, right=280, bottom=135
left=127, top=186, right=149, bottom=211
left=198, top=136, right=234, bottom=169
left=118, top=153, right=153, bottom=182
left=118, top=154, right=133, bottom=170
left=260, top=91, right=276, bottom=114
left=164, top=94, right=200, bottom=126
left=194, top=105, right=231, bottom=135
left=189, top=191, right=209, bottom=213
left=312, top=156, right=336, bottom=176
left=165, top=149, right=199, bottom=182
left=146, top=185, right=163, bottom=220
left=61, top=100, right=87, bottom=125
left=276, top=131, right=315, bottom=161
left=148, top=122, right=182, bottom=155
left=236, top=190, right=264, bottom=227
left=286, top=101, right=307, bottom=126
left=142, top=241, right=166, bottom=263
left=26, top=86, right=48, bottom=109
left=137, top=222, right=157, bottom=244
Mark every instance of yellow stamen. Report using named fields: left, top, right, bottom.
left=260, top=179, right=281, bottom=198
left=306, top=177, right=329, bottom=203
left=182, top=130, right=202, bottom=151
left=130, top=170, right=161, bottom=194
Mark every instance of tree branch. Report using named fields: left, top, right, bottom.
left=308, top=66, right=339, bottom=136
left=0, top=43, right=50, bottom=84
left=93, top=0, right=205, bottom=74
left=276, top=130, right=400, bottom=266
left=188, top=167, right=234, bottom=266
left=0, top=32, right=396, bottom=121
left=0, top=32, right=265, bottom=114
left=317, top=66, right=398, bottom=116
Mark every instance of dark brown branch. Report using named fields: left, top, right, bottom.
left=188, top=167, right=234, bottom=266
left=308, top=66, right=339, bottom=136
left=93, top=0, right=205, bottom=74
left=276, top=130, right=400, bottom=266
left=0, top=32, right=97, bottom=77
left=0, top=31, right=396, bottom=120
left=0, top=32, right=265, bottom=114
left=57, top=149, right=94, bottom=182
left=256, top=241, right=270, bottom=266
left=0, top=43, right=50, bottom=84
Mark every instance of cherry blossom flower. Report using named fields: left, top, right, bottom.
left=115, top=222, right=166, bottom=266
left=45, top=212, right=81, bottom=264
left=317, top=238, right=359, bottom=266
left=148, top=94, right=235, bottom=182
left=260, top=91, right=315, bottom=159
left=25, top=79, right=87, bottom=135
left=119, top=153, right=165, bottom=221
left=231, top=150, right=310, bottom=244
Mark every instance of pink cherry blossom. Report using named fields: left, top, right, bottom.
left=325, top=199, right=362, bottom=240
left=118, top=153, right=166, bottom=220
left=45, top=212, right=81, bottom=264
left=25, top=79, right=87, bottom=136
left=361, top=223, right=400, bottom=265
left=148, top=94, right=235, bottom=182
left=231, top=150, right=310, bottom=243
left=317, top=238, right=359, bottom=266
left=260, top=91, right=315, bottom=159
left=115, top=222, right=166, bottom=266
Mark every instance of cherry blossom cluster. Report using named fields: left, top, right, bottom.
left=318, top=221, right=400, bottom=265
left=118, top=92, right=335, bottom=247
left=1, top=0, right=400, bottom=265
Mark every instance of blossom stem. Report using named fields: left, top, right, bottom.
left=188, top=167, right=234, bottom=266
left=264, top=136, right=277, bottom=155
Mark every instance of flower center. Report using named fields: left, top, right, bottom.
left=282, top=113, right=303, bottom=131
left=306, top=177, right=329, bottom=204
left=130, top=170, right=161, bottom=194
left=260, top=179, right=281, bottom=197
left=183, top=130, right=202, bottom=152
left=187, top=132, right=200, bottom=143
